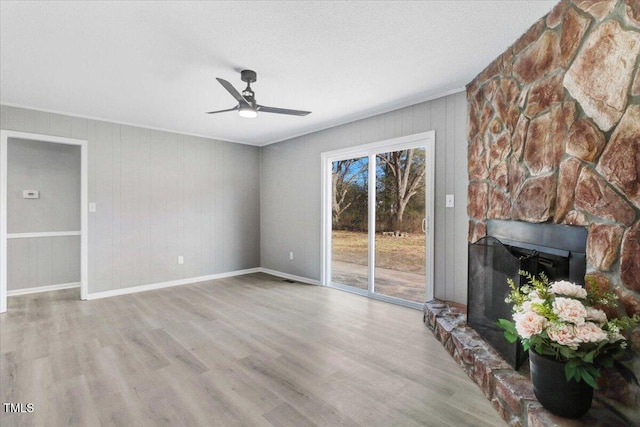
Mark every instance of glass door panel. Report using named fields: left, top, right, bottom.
left=331, top=156, right=369, bottom=290
left=374, top=148, right=427, bottom=302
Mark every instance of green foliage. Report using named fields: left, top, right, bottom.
left=496, top=270, right=640, bottom=389
left=496, top=318, right=518, bottom=343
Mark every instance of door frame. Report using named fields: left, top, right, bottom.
left=320, top=131, right=435, bottom=309
left=1, top=130, right=88, bottom=313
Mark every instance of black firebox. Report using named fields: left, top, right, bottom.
left=467, top=220, right=587, bottom=369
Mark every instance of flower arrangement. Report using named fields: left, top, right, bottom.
left=498, top=271, right=640, bottom=389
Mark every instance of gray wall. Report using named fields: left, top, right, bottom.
left=7, top=138, right=81, bottom=291
left=8, top=236, right=80, bottom=291
left=260, top=91, right=469, bottom=304
left=8, top=139, right=81, bottom=232
left=2, top=91, right=467, bottom=303
left=1, top=105, right=261, bottom=294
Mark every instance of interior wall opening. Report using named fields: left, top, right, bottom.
left=1, top=130, right=88, bottom=313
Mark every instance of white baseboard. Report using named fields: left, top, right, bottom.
left=86, top=267, right=261, bottom=300
left=8, top=268, right=318, bottom=301
left=258, top=268, right=321, bottom=286
left=7, top=282, right=80, bottom=296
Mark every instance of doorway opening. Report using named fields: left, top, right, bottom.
left=321, top=131, right=435, bottom=309
left=1, top=130, right=88, bottom=313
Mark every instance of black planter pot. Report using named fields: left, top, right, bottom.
left=529, top=350, right=594, bottom=418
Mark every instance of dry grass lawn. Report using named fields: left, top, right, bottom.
left=332, top=230, right=426, bottom=274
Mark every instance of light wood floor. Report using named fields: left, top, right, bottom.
left=1, top=273, right=505, bottom=427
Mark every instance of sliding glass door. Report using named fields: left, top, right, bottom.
left=331, top=156, right=369, bottom=290
left=322, top=132, right=434, bottom=309
left=374, top=148, right=426, bottom=303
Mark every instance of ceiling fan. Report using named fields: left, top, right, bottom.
left=206, top=69, right=311, bottom=118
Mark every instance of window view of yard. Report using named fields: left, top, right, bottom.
left=331, top=148, right=427, bottom=303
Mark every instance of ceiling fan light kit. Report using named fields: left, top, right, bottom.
left=238, top=104, right=258, bottom=118
left=206, top=69, right=311, bottom=119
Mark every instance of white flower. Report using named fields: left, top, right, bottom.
left=608, top=331, right=625, bottom=344
left=606, top=324, right=625, bottom=344
left=521, top=300, right=536, bottom=313
left=553, top=297, right=587, bottom=325
left=549, top=280, right=588, bottom=299
left=574, top=322, right=608, bottom=343
left=513, top=311, right=547, bottom=339
left=527, top=290, right=544, bottom=304
left=585, top=307, right=608, bottom=325
left=547, top=324, right=580, bottom=350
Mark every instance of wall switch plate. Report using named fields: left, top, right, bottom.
left=23, top=190, right=39, bottom=199
left=289, top=251, right=294, bottom=260
left=89, top=203, right=96, bottom=213
left=446, top=194, right=455, bottom=208
left=178, top=256, right=184, bottom=265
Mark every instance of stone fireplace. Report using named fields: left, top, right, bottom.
left=463, top=0, right=640, bottom=423
left=467, top=220, right=587, bottom=369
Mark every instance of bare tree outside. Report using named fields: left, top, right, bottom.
left=332, top=157, right=369, bottom=290
left=332, top=158, right=368, bottom=229
left=331, top=147, right=427, bottom=302
left=376, top=149, right=426, bottom=232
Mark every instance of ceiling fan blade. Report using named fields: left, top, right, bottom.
left=257, top=105, right=311, bottom=116
left=205, top=106, right=238, bottom=114
left=216, top=78, right=250, bottom=106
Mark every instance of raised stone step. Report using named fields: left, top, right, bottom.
left=423, top=300, right=631, bottom=427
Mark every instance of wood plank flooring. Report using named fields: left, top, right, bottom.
left=1, top=273, right=506, bottom=426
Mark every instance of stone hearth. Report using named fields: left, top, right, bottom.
left=423, top=301, right=632, bottom=427
left=466, top=0, right=640, bottom=420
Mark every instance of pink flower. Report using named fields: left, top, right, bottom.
left=552, top=297, right=587, bottom=325
left=574, top=322, right=608, bottom=343
left=514, top=311, right=547, bottom=339
left=547, top=324, right=580, bottom=350
left=549, top=280, right=587, bottom=299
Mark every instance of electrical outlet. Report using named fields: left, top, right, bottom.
left=89, top=203, right=96, bottom=213
left=178, top=256, right=184, bottom=265
left=446, top=194, right=455, bottom=208
left=289, top=251, right=294, bottom=260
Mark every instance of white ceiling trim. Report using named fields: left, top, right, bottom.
left=2, top=85, right=467, bottom=146
left=0, top=101, right=258, bottom=146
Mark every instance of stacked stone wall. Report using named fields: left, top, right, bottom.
left=466, top=0, right=640, bottom=419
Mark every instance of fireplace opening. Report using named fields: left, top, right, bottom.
left=467, top=220, right=587, bottom=368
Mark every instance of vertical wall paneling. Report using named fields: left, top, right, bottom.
left=211, top=140, right=224, bottom=274
left=445, top=96, right=457, bottom=301
left=0, top=105, right=9, bottom=130
left=2, top=94, right=465, bottom=303
left=33, top=110, right=51, bottom=135
left=121, top=125, right=139, bottom=288
left=431, top=96, right=448, bottom=300
left=453, top=94, right=469, bottom=304
left=260, top=90, right=469, bottom=304
left=148, top=130, right=167, bottom=284
left=49, top=113, right=74, bottom=138
left=90, top=121, right=115, bottom=292
left=6, top=107, right=26, bottom=131
left=7, top=239, right=28, bottom=290
left=1, top=105, right=261, bottom=301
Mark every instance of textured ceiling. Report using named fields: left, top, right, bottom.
left=0, top=1, right=558, bottom=146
